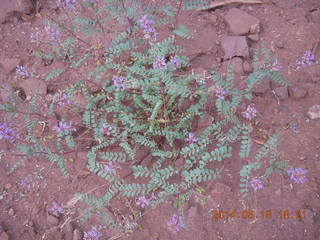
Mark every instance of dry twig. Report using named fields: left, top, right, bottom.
left=198, top=0, right=275, bottom=11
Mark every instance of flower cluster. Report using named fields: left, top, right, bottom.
left=242, top=105, right=257, bottom=120
left=294, top=50, right=315, bottom=69
left=30, top=32, right=40, bottom=44
left=59, top=0, right=77, bottom=8
left=136, top=196, right=150, bottom=208
left=53, top=121, right=76, bottom=134
left=104, top=162, right=116, bottom=174
left=50, top=201, right=65, bottom=216
left=186, top=132, right=198, bottom=144
left=215, top=87, right=227, bottom=100
left=84, top=229, right=102, bottom=240
left=153, top=56, right=167, bottom=70
left=287, top=167, right=307, bottom=184
left=16, top=65, right=30, bottom=77
left=139, top=15, right=157, bottom=41
left=100, top=123, right=113, bottom=136
left=112, top=75, right=127, bottom=89
left=0, top=123, right=20, bottom=142
left=46, top=25, right=61, bottom=42
left=269, top=58, right=282, bottom=72
left=19, top=175, right=33, bottom=189
left=47, top=92, right=72, bottom=107
left=166, top=213, right=186, bottom=234
left=168, top=56, right=182, bottom=70
left=249, top=178, right=264, bottom=191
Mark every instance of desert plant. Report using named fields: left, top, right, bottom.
left=2, top=0, right=290, bottom=233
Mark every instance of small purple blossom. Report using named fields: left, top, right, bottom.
left=139, top=15, right=157, bottom=41
left=0, top=123, right=20, bottom=142
left=295, top=50, right=315, bottom=69
left=50, top=201, right=65, bottom=216
left=186, top=132, right=198, bottom=144
left=249, top=178, right=264, bottom=191
left=46, top=25, right=61, bottom=42
left=59, top=0, right=77, bottom=8
left=29, top=32, right=40, bottom=44
left=166, top=214, right=186, bottom=234
left=153, top=56, right=167, bottom=70
left=84, top=229, right=102, bottom=240
left=53, top=121, right=76, bottom=134
left=104, top=162, right=116, bottom=174
left=16, top=65, right=30, bottom=77
left=168, top=56, right=182, bottom=70
left=112, top=75, right=127, bottom=89
left=269, top=58, right=282, bottom=72
left=215, top=87, right=227, bottom=100
left=100, top=123, right=113, bottom=136
left=57, top=93, right=72, bottom=106
left=287, top=167, right=308, bottom=184
left=242, top=105, right=257, bottom=120
left=136, top=196, right=150, bottom=208
left=19, top=176, right=33, bottom=189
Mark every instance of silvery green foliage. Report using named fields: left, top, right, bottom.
left=10, top=0, right=290, bottom=232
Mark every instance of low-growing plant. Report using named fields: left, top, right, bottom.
left=2, top=0, right=292, bottom=234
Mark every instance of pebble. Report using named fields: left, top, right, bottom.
left=307, top=105, right=320, bottom=119
left=247, top=34, right=259, bottom=42
left=274, top=87, right=289, bottom=100
left=4, top=184, right=12, bottom=190
left=253, top=77, right=270, bottom=94
left=243, top=61, right=253, bottom=73
left=221, top=36, right=249, bottom=60
left=47, top=214, right=59, bottom=227
left=224, top=8, right=260, bottom=35
left=63, top=223, right=73, bottom=240
left=289, top=86, right=308, bottom=99
left=8, top=209, right=14, bottom=217
left=275, top=40, right=285, bottom=49
left=0, top=232, right=9, bottom=240
left=72, top=229, right=82, bottom=240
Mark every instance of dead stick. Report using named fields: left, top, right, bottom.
left=198, top=0, right=275, bottom=11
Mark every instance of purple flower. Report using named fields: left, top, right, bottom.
left=249, top=178, right=264, bottom=191
left=84, top=229, right=102, bottom=240
left=46, top=25, right=61, bottom=42
left=294, top=50, right=315, bottom=69
left=166, top=214, right=186, bottom=234
left=53, top=121, right=76, bottom=134
left=153, top=56, right=167, bottom=70
left=136, top=196, right=150, bottom=208
left=100, top=123, right=113, bottom=136
left=30, top=33, right=40, bottom=44
left=269, top=58, right=282, bottom=72
left=16, top=65, right=30, bottom=77
left=242, top=105, right=257, bottom=120
left=112, top=75, right=127, bottom=89
left=50, top=201, right=65, bottom=216
left=139, top=15, right=157, bottom=41
left=59, top=0, right=77, bottom=8
left=287, top=167, right=308, bottom=184
left=0, top=123, right=20, bottom=142
left=104, top=162, right=116, bottom=174
left=19, top=176, right=32, bottom=189
left=57, top=93, right=72, bottom=106
left=186, top=132, right=198, bottom=144
left=168, top=56, right=182, bottom=70
left=215, top=87, right=227, bottom=100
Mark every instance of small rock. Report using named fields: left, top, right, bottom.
left=224, top=8, right=260, bottom=35
left=243, top=61, right=253, bottom=73
left=274, top=87, right=289, bottom=100
left=47, top=214, right=59, bottom=227
left=63, top=223, right=73, bottom=240
left=249, top=23, right=260, bottom=34
left=275, top=189, right=281, bottom=196
left=19, top=79, right=47, bottom=97
left=253, top=77, right=270, bottom=94
left=307, top=105, right=320, bottom=119
left=221, top=36, right=249, bottom=60
left=0, top=57, right=20, bottom=74
left=275, top=40, right=285, bottom=49
left=247, top=34, right=259, bottom=42
left=0, top=232, right=9, bottom=240
left=310, top=198, right=320, bottom=212
left=8, top=209, right=14, bottom=217
left=289, top=86, right=308, bottom=99
left=310, top=10, right=320, bottom=23
left=211, top=183, right=231, bottom=195
left=222, top=57, right=244, bottom=75
left=4, top=183, right=12, bottom=190
left=72, top=229, right=82, bottom=240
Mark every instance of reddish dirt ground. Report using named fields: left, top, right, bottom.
left=0, top=0, right=320, bottom=239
